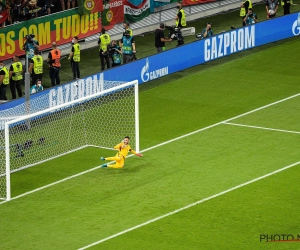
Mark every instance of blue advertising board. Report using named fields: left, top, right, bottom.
left=1, top=12, right=299, bottom=112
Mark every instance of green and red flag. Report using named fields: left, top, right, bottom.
left=78, top=0, right=103, bottom=15
left=124, top=0, right=151, bottom=23
left=0, top=9, right=9, bottom=25
left=102, top=0, right=124, bottom=30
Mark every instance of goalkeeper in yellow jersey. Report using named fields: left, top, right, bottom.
left=100, top=136, right=143, bottom=168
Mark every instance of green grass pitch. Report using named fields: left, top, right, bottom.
left=0, top=36, right=299, bottom=249
left=1, top=23, right=300, bottom=250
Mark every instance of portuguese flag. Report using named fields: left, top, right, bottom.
left=78, top=0, right=103, bottom=15
left=102, top=0, right=124, bottom=29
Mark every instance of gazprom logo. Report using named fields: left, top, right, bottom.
left=141, top=58, right=150, bottom=82
left=292, top=13, right=300, bottom=35
left=141, top=58, right=169, bottom=82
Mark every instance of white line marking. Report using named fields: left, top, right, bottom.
left=0, top=92, right=299, bottom=205
left=78, top=160, right=300, bottom=249
left=224, top=122, right=300, bottom=135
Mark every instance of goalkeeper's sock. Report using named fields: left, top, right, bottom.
left=101, top=164, right=108, bottom=168
left=100, top=157, right=105, bottom=161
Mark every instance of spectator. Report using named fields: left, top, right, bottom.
left=12, top=0, right=22, bottom=23
left=59, top=0, right=65, bottom=11
left=109, top=40, right=122, bottom=67
left=243, top=8, right=257, bottom=25
left=5, top=0, right=13, bottom=25
left=120, top=29, right=136, bottom=64
left=9, top=55, right=23, bottom=99
left=175, top=2, right=186, bottom=28
left=30, top=78, right=43, bottom=94
left=281, top=0, right=292, bottom=15
left=28, top=0, right=40, bottom=18
left=20, top=1, right=32, bottom=21
left=240, top=0, right=252, bottom=26
left=29, top=48, right=43, bottom=85
left=201, top=23, right=213, bottom=38
left=98, top=27, right=111, bottom=71
left=69, top=36, right=80, bottom=79
left=0, top=0, right=8, bottom=27
left=67, top=0, right=75, bottom=9
left=47, top=42, right=61, bottom=86
left=154, top=23, right=172, bottom=53
left=45, top=0, right=51, bottom=14
left=266, top=0, right=279, bottom=19
left=0, top=60, right=9, bottom=100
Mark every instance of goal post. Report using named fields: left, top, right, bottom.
left=1, top=80, right=139, bottom=201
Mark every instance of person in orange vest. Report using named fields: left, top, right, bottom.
left=47, top=42, right=61, bottom=86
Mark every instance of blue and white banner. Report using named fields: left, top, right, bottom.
left=1, top=13, right=299, bottom=112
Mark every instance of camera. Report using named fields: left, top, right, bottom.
left=107, top=44, right=117, bottom=56
left=165, top=25, right=184, bottom=46
left=195, top=33, right=204, bottom=40
left=25, top=34, right=35, bottom=44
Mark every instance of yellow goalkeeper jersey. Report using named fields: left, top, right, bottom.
left=114, top=142, right=137, bottom=158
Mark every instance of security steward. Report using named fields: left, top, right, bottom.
left=48, top=42, right=61, bottom=86
left=240, top=0, right=252, bottom=26
left=98, top=28, right=111, bottom=71
left=0, top=60, right=10, bottom=101
left=281, top=0, right=292, bottom=15
left=175, top=2, right=186, bottom=28
left=29, top=49, right=43, bottom=85
left=9, top=55, right=23, bottom=99
left=69, top=36, right=80, bottom=79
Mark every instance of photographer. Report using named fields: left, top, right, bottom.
left=201, top=23, right=213, bottom=38
left=243, top=8, right=257, bottom=25
left=266, top=0, right=279, bottom=19
left=120, top=30, right=136, bottom=64
left=109, top=40, right=122, bottom=67
left=30, top=79, right=43, bottom=94
left=165, top=25, right=184, bottom=47
left=155, top=23, right=172, bottom=53
left=22, top=34, right=39, bottom=60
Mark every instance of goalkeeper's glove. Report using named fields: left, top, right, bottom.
left=136, top=153, right=143, bottom=157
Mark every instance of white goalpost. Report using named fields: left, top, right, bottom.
left=0, top=80, right=139, bottom=201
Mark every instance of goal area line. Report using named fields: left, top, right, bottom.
left=0, top=92, right=299, bottom=206
left=224, top=122, right=300, bottom=135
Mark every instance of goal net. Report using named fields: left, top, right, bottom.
left=0, top=80, right=139, bottom=201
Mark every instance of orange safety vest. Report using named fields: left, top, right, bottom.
left=50, top=49, right=61, bottom=67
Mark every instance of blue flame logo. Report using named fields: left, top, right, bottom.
left=141, top=58, right=150, bottom=82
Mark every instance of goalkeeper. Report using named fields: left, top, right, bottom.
left=100, top=136, right=143, bottom=168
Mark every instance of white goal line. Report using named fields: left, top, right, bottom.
left=0, top=92, right=299, bottom=206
